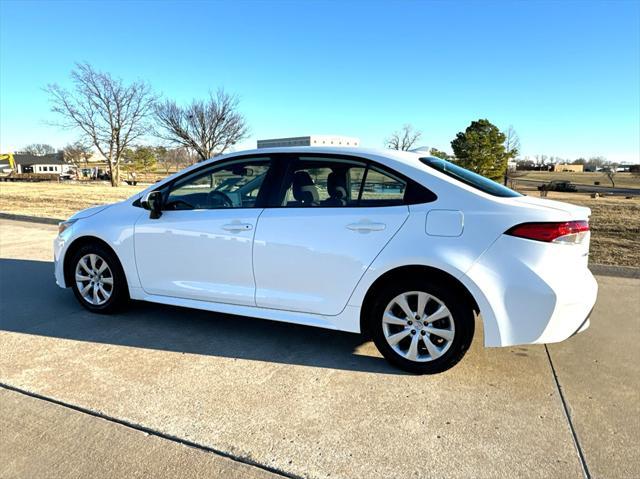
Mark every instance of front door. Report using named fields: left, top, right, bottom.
left=253, top=156, right=410, bottom=316
left=134, top=157, right=272, bottom=305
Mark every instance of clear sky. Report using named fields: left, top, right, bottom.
left=1, top=0, right=639, bottom=162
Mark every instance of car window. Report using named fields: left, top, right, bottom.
left=420, top=156, right=521, bottom=198
left=281, top=158, right=367, bottom=207
left=165, top=159, right=271, bottom=210
left=359, top=167, right=406, bottom=206
left=278, top=157, right=416, bottom=208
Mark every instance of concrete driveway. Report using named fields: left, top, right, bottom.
left=1, top=219, right=638, bottom=479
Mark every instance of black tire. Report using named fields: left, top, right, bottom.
left=70, top=243, right=129, bottom=314
left=368, top=279, right=474, bottom=374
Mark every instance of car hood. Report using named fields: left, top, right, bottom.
left=511, top=195, right=591, bottom=220
left=68, top=204, right=112, bottom=221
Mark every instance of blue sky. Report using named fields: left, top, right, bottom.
left=1, top=0, right=638, bottom=162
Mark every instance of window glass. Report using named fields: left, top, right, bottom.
left=281, top=158, right=366, bottom=207
left=359, top=167, right=406, bottom=206
left=165, top=159, right=270, bottom=210
left=420, top=157, right=521, bottom=198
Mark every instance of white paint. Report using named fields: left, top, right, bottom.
left=54, top=146, right=598, bottom=356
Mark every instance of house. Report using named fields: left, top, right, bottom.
left=552, top=164, right=584, bottom=173
left=13, top=152, right=72, bottom=175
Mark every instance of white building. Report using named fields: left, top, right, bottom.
left=257, top=135, right=360, bottom=149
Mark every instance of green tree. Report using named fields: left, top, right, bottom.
left=451, top=119, right=513, bottom=181
left=429, top=148, right=449, bottom=160
left=123, top=146, right=157, bottom=174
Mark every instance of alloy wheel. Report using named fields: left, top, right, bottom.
left=74, top=253, right=114, bottom=306
left=382, top=291, right=456, bottom=362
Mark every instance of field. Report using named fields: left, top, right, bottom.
left=0, top=180, right=638, bottom=267
left=518, top=171, right=640, bottom=189
left=0, top=182, right=144, bottom=219
left=538, top=191, right=639, bottom=267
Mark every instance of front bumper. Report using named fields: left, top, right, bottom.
left=53, top=232, right=68, bottom=288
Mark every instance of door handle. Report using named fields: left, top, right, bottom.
left=222, top=223, right=253, bottom=232
left=346, top=222, right=386, bottom=232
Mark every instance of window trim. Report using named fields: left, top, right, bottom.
left=133, top=152, right=437, bottom=210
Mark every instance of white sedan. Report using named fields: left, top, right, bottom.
left=54, top=147, right=597, bottom=373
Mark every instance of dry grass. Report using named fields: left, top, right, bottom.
left=1, top=181, right=638, bottom=267
left=519, top=171, right=640, bottom=189
left=0, top=182, right=145, bottom=219
left=519, top=187, right=640, bottom=267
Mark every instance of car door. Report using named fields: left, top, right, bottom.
left=134, top=156, right=274, bottom=305
left=253, top=155, right=415, bottom=316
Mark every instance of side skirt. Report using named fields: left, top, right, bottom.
left=128, top=286, right=362, bottom=334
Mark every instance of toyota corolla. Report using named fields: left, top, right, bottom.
left=54, top=147, right=597, bottom=373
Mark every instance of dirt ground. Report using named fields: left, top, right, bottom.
left=1, top=180, right=638, bottom=267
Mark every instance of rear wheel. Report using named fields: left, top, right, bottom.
left=70, top=243, right=128, bottom=313
left=368, top=279, right=474, bottom=374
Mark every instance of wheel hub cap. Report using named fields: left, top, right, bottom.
left=381, top=291, right=456, bottom=363
left=74, top=253, right=114, bottom=306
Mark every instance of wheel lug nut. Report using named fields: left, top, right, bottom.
left=420, top=330, right=426, bottom=336
left=407, top=320, right=413, bottom=325
left=411, top=329, right=416, bottom=334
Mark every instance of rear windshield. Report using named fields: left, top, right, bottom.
left=420, top=157, right=521, bottom=198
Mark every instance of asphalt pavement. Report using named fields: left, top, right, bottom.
left=0, top=219, right=638, bottom=479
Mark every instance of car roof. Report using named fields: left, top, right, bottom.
left=221, top=146, right=428, bottom=172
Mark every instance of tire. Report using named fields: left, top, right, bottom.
left=70, top=243, right=129, bottom=314
left=368, top=279, right=474, bottom=374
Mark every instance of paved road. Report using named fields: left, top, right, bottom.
left=1, top=219, right=638, bottom=479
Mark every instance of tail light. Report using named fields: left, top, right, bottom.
left=505, top=220, right=589, bottom=244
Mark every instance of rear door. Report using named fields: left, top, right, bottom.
left=253, top=155, right=418, bottom=316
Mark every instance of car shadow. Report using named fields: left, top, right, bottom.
left=0, top=258, right=404, bottom=375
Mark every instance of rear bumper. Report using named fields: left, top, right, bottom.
left=464, top=235, right=598, bottom=347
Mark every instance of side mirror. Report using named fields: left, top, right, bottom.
left=141, top=191, right=163, bottom=219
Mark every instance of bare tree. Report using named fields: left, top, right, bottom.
left=604, top=163, right=618, bottom=188
left=154, top=90, right=249, bottom=162
left=46, top=63, right=155, bottom=186
left=157, top=147, right=196, bottom=174
left=504, top=125, right=520, bottom=158
left=63, top=141, right=93, bottom=169
left=23, top=143, right=56, bottom=155
left=386, top=124, right=422, bottom=151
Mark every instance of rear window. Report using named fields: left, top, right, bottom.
left=420, top=157, right=521, bottom=198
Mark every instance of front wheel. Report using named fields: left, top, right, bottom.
left=368, top=280, right=475, bottom=374
left=70, top=243, right=129, bottom=313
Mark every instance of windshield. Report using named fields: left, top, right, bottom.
left=420, top=157, right=521, bottom=198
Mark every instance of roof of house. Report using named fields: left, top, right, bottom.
left=13, top=152, right=65, bottom=166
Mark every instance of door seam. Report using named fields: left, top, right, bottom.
left=251, top=208, right=267, bottom=306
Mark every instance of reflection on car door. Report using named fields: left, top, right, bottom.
left=134, top=158, right=272, bottom=306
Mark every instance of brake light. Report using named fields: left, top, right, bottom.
left=505, top=221, right=589, bottom=244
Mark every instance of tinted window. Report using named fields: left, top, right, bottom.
left=278, top=156, right=433, bottom=207
left=420, top=157, right=521, bottom=198
left=165, top=159, right=271, bottom=210
left=281, top=158, right=367, bottom=207
left=359, top=167, right=406, bottom=206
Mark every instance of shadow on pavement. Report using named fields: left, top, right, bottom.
left=0, top=258, right=403, bottom=375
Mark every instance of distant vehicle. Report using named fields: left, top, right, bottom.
left=54, top=147, right=597, bottom=374
left=538, top=180, right=578, bottom=192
